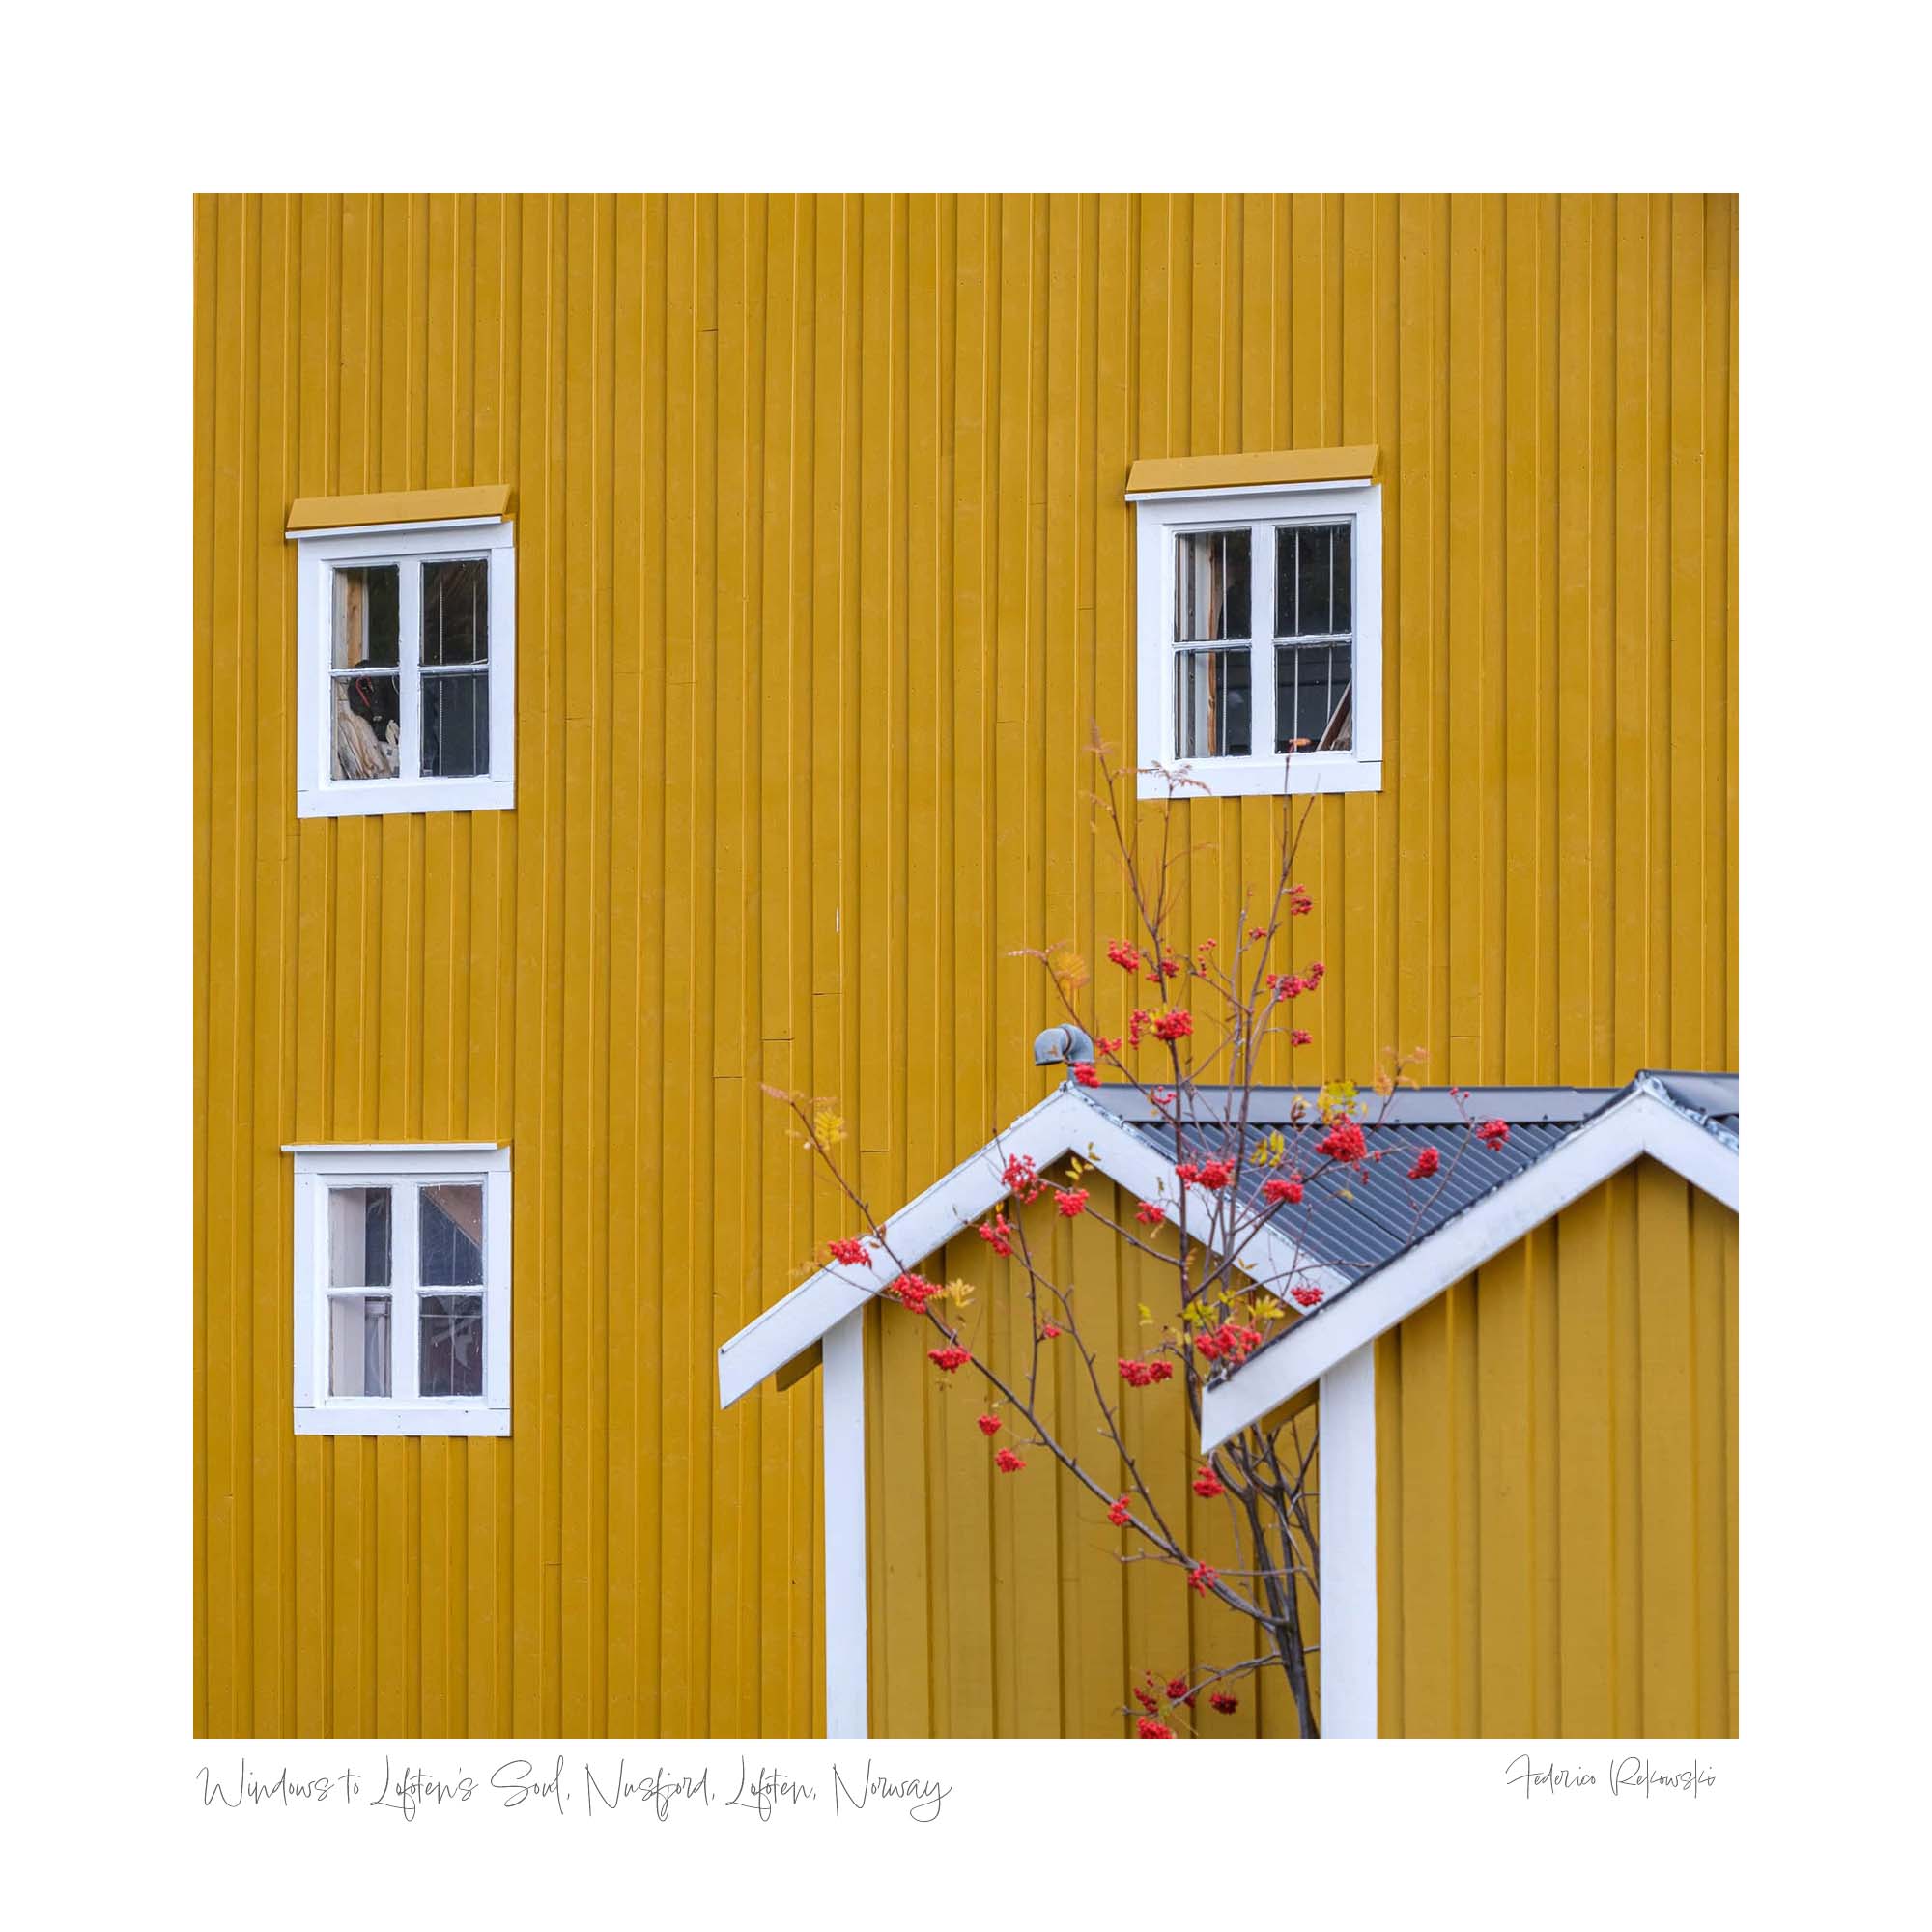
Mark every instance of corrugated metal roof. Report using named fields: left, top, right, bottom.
left=1091, top=1069, right=1738, bottom=1307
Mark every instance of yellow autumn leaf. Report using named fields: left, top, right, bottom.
left=1046, top=943, right=1090, bottom=998
left=1318, top=1078, right=1359, bottom=1122
left=1253, top=1293, right=1287, bottom=1322
left=811, top=1105, right=847, bottom=1149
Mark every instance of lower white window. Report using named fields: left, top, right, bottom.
left=1131, top=478, right=1383, bottom=798
left=289, top=1144, right=511, bottom=1435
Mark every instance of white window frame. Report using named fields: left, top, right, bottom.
left=1131, top=479, right=1383, bottom=799
left=292, top=516, right=516, bottom=818
left=288, top=1143, right=512, bottom=1436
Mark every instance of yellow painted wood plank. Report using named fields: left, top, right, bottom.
left=1374, top=1331, right=1404, bottom=1737
left=203, top=190, right=246, bottom=1737
left=1635, top=1159, right=1697, bottom=1731
left=1474, top=1240, right=1533, bottom=1735
left=1554, top=1182, right=1615, bottom=1733
left=1556, top=193, right=1598, bottom=1086
left=1397, top=1292, right=1454, bottom=1734
left=1395, top=193, right=1444, bottom=1073
left=1668, top=195, right=1708, bottom=1068
left=1690, top=1182, right=1732, bottom=1737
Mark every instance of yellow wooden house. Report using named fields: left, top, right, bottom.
left=194, top=191, right=1737, bottom=1740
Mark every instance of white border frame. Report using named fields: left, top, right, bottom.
left=292, top=517, right=517, bottom=819
left=289, top=1143, right=512, bottom=1436
left=1132, top=480, right=1382, bottom=800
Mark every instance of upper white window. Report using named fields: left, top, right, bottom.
left=1132, top=479, right=1382, bottom=797
left=292, top=516, right=515, bottom=817
left=289, top=1144, right=511, bottom=1435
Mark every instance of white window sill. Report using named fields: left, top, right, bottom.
left=297, top=776, right=516, bottom=820
left=1137, top=755, right=1382, bottom=801
left=294, top=1405, right=511, bottom=1437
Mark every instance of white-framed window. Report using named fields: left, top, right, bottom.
left=1131, top=480, right=1382, bottom=798
left=292, top=516, right=515, bottom=817
left=289, top=1144, right=511, bottom=1435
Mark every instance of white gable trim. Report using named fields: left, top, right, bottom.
left=1199, top=1086, right=1740, bottom=1452
left=719, top=1087, right=1077, bottom=1407
left=718, top=1084, right=1345, bottom=1407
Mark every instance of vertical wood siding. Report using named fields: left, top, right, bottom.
left=195, top=193, right=1737, bottom=1738
left=1374, top=1157, right=1739, bottom=1737
left=866, top=1177, right=1320, bottom=1738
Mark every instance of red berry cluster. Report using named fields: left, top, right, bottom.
left=1053, top=1187, right=1089, bottom=1217
left=1188, top=1564, right=1219, bottom=1597
left=1209, top=1690, right=1239, bottom=1715
left=1072, top=1062, right=1101, bottom=1088
left=1194, top=1322, right=1263, bottom=1365
left=827, top=1236, right=871, bottom=1267
left=1134, top=1198, right=1167, bottom=1226
left=1119, top=1357, right=1175, bottom=1388
left=1407, top=1146, right=1440, bottom=1180
left=977, top=1213, right=1016, bottom=1258
left=1476, top=1118, right=1511, bottom=1151
left=1105, top=938, right=1141, bottom=971
left=1107, top=1495, right=1133, bottom=1526
left=927, top=1345, right=971, bottom=1373
left=1002, top=1152, right=1045, bottom=1203
left=1151, top=1009, right=1194, bottom=1042
left=1175, top=1156, right=1236, bottom=1190
left=1190, top=1463, right=1225, bottom=1498
left=890, top=1272, right=937, bottom=1313
left=1262, top=1174, right=1304, bottom=1205
left=975, top=1412, right=1003, bottom=1436
left=1290, top=1285, right=1325, bottom=1309
left=1316, top=1117, right=1368, bottom=1164
left=993, top=1447, right=1026, bottom=1474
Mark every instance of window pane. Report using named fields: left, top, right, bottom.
left=332, top=674, right=402, bottom=781
left=420, top=1183, right=485, bottom=1286
left=1275, top=522, right=1351, bottom=639
left=328, top=1187, right=392, bottom=1287
left=1174, top=529, right=1250, bottom=641
left=422, top=558, right=489, bottom=667
left=1275, top=643, right=1353, bottom=753
left=1175, top=647, right=1252, bottom=758
left=419, top=1294, right=484, bottom=1398
left=331, top=565, right=400, bottom=668
left=422, top=671, right=489, bottom=779
left=329, top=1294, right=392, bottom=1397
